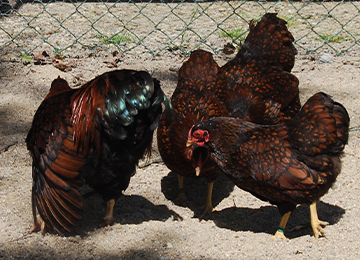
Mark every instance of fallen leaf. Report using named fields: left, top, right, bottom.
left=223, top=43, right=236, bottom=55
left=53, top=55, right=75, bottom=71
left=103, top=50, right=123, bottom=68
left=32, top=50, right=52, bottom=64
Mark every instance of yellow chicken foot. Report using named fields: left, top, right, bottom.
left=199, top=181, right=215, bottom=220
left=104, top=199, right=116, bottom=226
left=272, top=211, right=292, bottom=239
left=174, top=175, right=188, bottom=205
left=310, top=202, right=328, bottom=239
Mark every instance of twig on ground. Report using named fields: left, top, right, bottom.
left=349, top=126, right=360, bottom=132
left=9, top=232, right=34, bottom=243
left=0, top=141, right=18, bottom=153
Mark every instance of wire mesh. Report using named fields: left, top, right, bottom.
left=0, top=0, right=359, bottom=57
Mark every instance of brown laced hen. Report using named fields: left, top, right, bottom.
left=221, top=12, right=300, bottom=125
left=27, top=70, right=167, bottom=235
left=187, top=92, right=350, bottom=239
left=157, top=50, right=229, bottom=218
left=157, top=13, right=300, bottom=218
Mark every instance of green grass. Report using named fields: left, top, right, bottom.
left=219, top=14, right=297, bottom=42
left=167, top=8, right=199, bottom=52
left=19, top=52, right=31, bottom=63
left=219, top=28, right=247, bottom=42
left=278, top=15, right=299, bottom=27
left=97, top=33, right=133, bottom=45
left=318, top=33, right=352, bottom=43
left=54, top=48, right=62, bottom=56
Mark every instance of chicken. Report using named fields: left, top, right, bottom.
left=26, top=70, right=167, bottom=235
left=157, top=50, right=229, bottom=218
left=186, top=92, right=350, bottom=239
left=157, top=13, right=300, bottom=218
left=45, top=76, right=71, bottom=99
left=221, top=12, right=300, bottom=125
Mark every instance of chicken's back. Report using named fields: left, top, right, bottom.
left=221, top=13, right=300, bottom=125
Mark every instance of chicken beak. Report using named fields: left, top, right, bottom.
left=195, top=166, right=201, bottom=176
left=186, top=140, right=195, bottom=147
left=186, top=139, right=202, bottom=176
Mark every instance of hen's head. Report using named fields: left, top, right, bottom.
left=186, top=125, right=210, bottom=176
left=187, top=125, right=209, bottom=146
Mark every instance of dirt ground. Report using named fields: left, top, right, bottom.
left=0, top=43, right=360, bottom=259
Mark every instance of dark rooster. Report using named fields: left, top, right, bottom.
left=157, top=13, right=300, bottom=218
left=27, top=70, right=167, bottom=235
left=187, top=92, right=350, bottom=239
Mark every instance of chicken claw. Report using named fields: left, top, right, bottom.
left=272, top=211, right=291, bottom=239
left=198, top=203, right=215, bottom=220
left=174, top=175, right=188, bottom=205
left=272, top=229, right=287, bottom=239
left=175, top=192, right=188, bottom=205
left=103, top=199, right=116, bottom=226
left=310, top=202, right=328, bottom=239
left=30, top=215, right=46, bottom=235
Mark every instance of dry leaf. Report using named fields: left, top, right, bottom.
left=52, top=55, right=75, bottom=71
left=32, top=50, right=52, bottom=64
left=223, top=43, right=236, bottom=55
left=103, top=50, right=123, bottom=68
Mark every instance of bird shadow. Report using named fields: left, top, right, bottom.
left=209, top=201, right=345, bottom=239
left=78, top=192, right=182, bottom=236
left=161, top=171, right=235, bottom=218
left=0, top=107, right=33, bottom=142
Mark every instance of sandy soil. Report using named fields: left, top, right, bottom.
left=0, top=44, right=360, bottom=259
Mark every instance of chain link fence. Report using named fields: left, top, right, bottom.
left=0, top=0, right=359, bottom=57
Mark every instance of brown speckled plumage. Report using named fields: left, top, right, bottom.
left=157, top=13, right=301, bottom=217
left=221, top=13, right=301, bottom=125
left=187, top=92, right=350, bottom=238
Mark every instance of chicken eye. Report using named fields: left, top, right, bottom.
left=192, top=130, right=200, bottom=138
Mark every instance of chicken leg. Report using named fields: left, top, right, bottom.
left=272, top=211, right=292, bottom=239
left=175, top=175, right=187, bottom=205
left=199, top=181, right=215, bottom=219
left=310, top=202, right=328, bottom=239
left=104, top=199, right=116, bottom=226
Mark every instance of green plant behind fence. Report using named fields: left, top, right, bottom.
left=0, top=0, right=359, bottom=57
